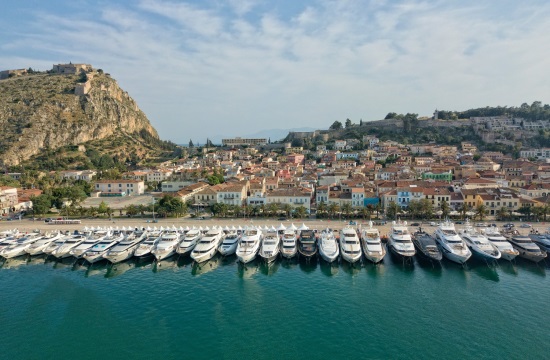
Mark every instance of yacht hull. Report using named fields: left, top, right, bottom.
left=191, top=247, right=217, bottom=263
left=105, top=249, right=135, bottom=264
left=388, top=245, right=415, bottom=261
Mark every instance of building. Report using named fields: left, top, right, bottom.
left=0, top=68, right=27, bottom=80
left=59, top=170, right=97, bottom=182
left=94, top=180, right=145, bottom=195
left=422, top=171, right=452, bottom=182
left=52, top=63, right=92, bottom=74
left=266, top=188, right=312, bottom=211
left=0, top=187, right=18, bottom=215
left=216, top=184, right=247, bottom=206
left=146, top=169, right=173, bottom=183
left=221, top=137, right=267, bottom=147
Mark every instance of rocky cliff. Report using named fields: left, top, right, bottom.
left=0, top=70, right=160, bottom=166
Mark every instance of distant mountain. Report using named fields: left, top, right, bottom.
left=209, top=127, right=317, bottom=144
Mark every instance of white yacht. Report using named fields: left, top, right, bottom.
left=53, top=232, right=93, bottom=258
left=152, top=227, right=182, bottom=261
left=176, top=228, right=201, bottom=255
left=360, top=222, right=386, bottom=264
left=68, top=230, right=108, bottom=258
left=461, top=222, right=501, bottom=262
left=104, top=229, right=148, bottom=264
left=236, top=227, right=262, bottom=264
left=387, top=221, right=416, bottom=260
left=339, top=226, right=362, bottom=264
left=43, top=235, right=68, bottom=255
left=0, top=233, right=22, bottom=253
left=0, top=232, right=43, bottom=259
left=318, top=229, right=340, bottom=263
left=483, top=226, right=519, bottom=261
left=528, top=232, right=550, bottom=253
left=507, top=233, right=547, bottom=263
left=26, top=232, right=63, bottom=256
left=280, top=229, right=298, bottom=259
left=134, top=229, right=163, bottom=258
left=82, top=232, right=124, bottom=263
left=218, top=230, right=240, bottom=256
left=191, top=228, right=224, bottom=263
left=434, top=220, right=471, bottom=264
left=258, top=229, right=280, bottom=263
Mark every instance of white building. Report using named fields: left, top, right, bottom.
left=146, top=169, right=173, bottom=182
left=266, top=188, right=312, bottom=211
left=94, top=180, right=145, bottom=195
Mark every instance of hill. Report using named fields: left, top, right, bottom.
left=0, top=66, right=176, bottom=169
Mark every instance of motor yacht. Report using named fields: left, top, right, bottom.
left=297, top=229, right=318, bottom=259
left=236, top=227, right=262, bottom=264
left=387, top=221, right=416, bottom=261
left=218, top=230, right=240, bottom=256
left=191, top=228, right=224, bottom=263
left=360, top=222, right=386, bottom=264
left=461, top=222, right=501, bottom=262
left=483, top=226, right=518, bottom=261
left=0, top=232, right=43, bottom=259
left=280, top=229, right=298, bottom=259
left=507, top=232, right=547, bottom=263
left=176, top=228, right=201, bottom=255
left=82, top=232, right=124, bottom=263
left=43, top=235, right=68, bottom=255
left=26, top=232, right=63, bottom=256
left=528, top=232, right=550, bottom=253
left=318, top=229, right=339, bottom=263
left=258, top=229, right=280, bottom=263
left=412, top=229, right=442, bottom=262
left=104, top=229, right=148, bottom=264
left=152, top=227, right=182, bottom=261
left=339, top=226, right=362, bottom=264
left=434, top=220, right=471, bottom=264
left=53, top=232, right=93, bottom=259
left=134, top=229, right=163, bottom=258
left=68, top=230, right=109, bottom=258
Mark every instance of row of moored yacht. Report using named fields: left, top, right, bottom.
left=387, top=220, right=549, bottom=264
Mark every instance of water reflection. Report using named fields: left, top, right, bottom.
left=340, top=261, right=361, bottom=277
left=470, top=262, right=500, bottom=283
left=280, top=257, right=298, bottom=270
left=1, top=256, right=28, bottom=269
left=153, top=257, right=178, bottom=273
left=299, top=258, right=318, bottom=274
left=516, top=258, right=546, bottom=277
left=191, top=255, right=223, bottom=277
left=364, top=261, right=386, bottom=277
left=237, top=260, right=260, bottom=279
left=320, top=260, right=339, bottom=277
left=498, top=261, right=519, bottom=277
left=259, top=261, right=280, bottom=276
left=83, top=261, right=110, bottom=277
left=106, top=259, right=136, bottom=278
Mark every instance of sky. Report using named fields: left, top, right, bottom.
left=1, top=0, right=549, bottom=143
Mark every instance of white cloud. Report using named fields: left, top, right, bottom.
left=1, top=0, right=550, bottom=142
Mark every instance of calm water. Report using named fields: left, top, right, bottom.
left=1, top=254, right=549, bottom=360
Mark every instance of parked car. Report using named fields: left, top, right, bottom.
left=429, top=222, right=436, bottom=226
left=410, top=222, right=420, bottom=226
left=520, top=223, right=532, bottom=228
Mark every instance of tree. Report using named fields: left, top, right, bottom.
left=496, top=207, right=509, bottom=221
left=329, top=121, right=343, bottom=130
left=459, top=203, right=471, bottom=220
left=266, top=203, right=279, bottom=217
left=294, top=206, right=307, bottom=219
left=386, top=201, right=401, bottom=220
left=328, top=203, right=340, bottom=219
left=98, top=201, right=109, bottom=217
left=475, top=204, right=488, bottom=221
left=440, top=199, right=450, bottom=219
left=385, top=112, right=398, bottom=120
left=341, top=203, right=353, bottom=219
left=282, top=204, right=292, bottom=218
left=125, top=204, right=138, bottom=217
left=316, top=201, right=327, bottom=218
left=30, top=194, right=52, bottom=216
left=189, top=139, right=194, bottom=147
left=345, top=118, right=352, bottom=128
left=518, top=205, right=532, bottom=220
left=419, top=199, right=434, bottom=219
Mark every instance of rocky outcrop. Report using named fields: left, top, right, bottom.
left=0, top=71, right=159, bottom=166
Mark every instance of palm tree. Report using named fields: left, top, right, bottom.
left=459, top=203, right=471, bottom=220
left=475, top=204, right=488, bottom=221
left=531, top=206, right=543, bottom=222
left=359, top=207, right=371, bottom=220
left=496, top=206, right=509, bottom=221
left=341, top=203, right=353, bottom=219
left=137, top=204, right=147, bottom=218
left=316, top=201, right=327, bottom=218
left=267, top=203, right=279, bottom=217
left=386, top=201, right=401, bottom=220
left=294, top=206, right=307, bottom=219
left=328, top=203, right=340, bottom=219
left=282, top=204, right=292, bottom=218
left=542, top=204, right=550, bottom=221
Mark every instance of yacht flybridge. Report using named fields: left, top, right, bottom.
left=318, top=228, right=339, bottom=263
